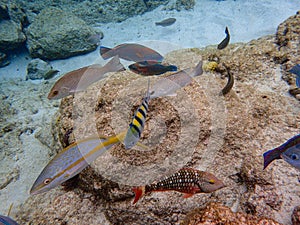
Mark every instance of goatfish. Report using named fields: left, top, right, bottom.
left=220, top=66, right=234, bottom=95
left=48, top=56, right=124, bottom=100
left=155, top=18, right=176, bottom=27
left=149, top=60, right=203, bottom=99
left=30, top=132, right=127, bottom=195
left=263, top=134, right=300, bottom=170
left=217, top=27, right=230, bottom=50
left=132, top=168, right=225, bottom=204
left=129, top=60, right=177, bottom=76
left=289, top=64, right=300, bottom=88
left=100, top=43, right=164, bottom=63
left=124, top=80, right=150, bottom=150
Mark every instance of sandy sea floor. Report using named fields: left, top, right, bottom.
left=0, top=0, right=299, bottom=221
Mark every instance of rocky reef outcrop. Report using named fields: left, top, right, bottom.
left=14, top=12, right=300, bottom=225
left=25, top=7, right=98, bottom=60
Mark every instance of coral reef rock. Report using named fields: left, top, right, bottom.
left=181, top=202, right=282, bottom=225
left=0, top=19, right=26, bottom=51
left=16, top=12, right=300, bottom=225
left=26, top=58, right=58, bottom=80
left=292, top=206, right=300, bottom=225
left=0, top=52, right=10, bottom=67
left=26, top=7, right=98, bottom=60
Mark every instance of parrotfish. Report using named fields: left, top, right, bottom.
left=0, top=215, right=19, bottom=225
left=100, top=43, right=164, bottom=62
left=281, top=143, right=300, bottom=171
left=220, top=67, right=234, bottom=95
left=132, top=168, right=225, bottom=204
left=155, top=18, right=176, bottom=27
left=129, top=61, right=177, bottom=76
left=149, top=60, right=203, bottom=99
left=263, top=134, right=300, bottom=170
left=30, top=133, right=126, bottom=195
left=217, top=26, right=230, bottom=50
left=288, top=64, right=300, bottom=88
left=48, top=56, right=124, bottom=100
left=124, top=80, right=150, bottom=150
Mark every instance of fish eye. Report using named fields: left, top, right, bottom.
left=43, top=178, right=52, bottom=185
left=291, top=153, right=299, bottom=160
left=52, top=90, right=59, bottom=96
left=208, top=179, right=215, bottom=184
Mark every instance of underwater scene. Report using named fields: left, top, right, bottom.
left=0, top=0, right=300, bottom=224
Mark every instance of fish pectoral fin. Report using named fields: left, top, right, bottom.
left=182, top=193, right=194, bottom=198
left=136, top=141, right=150, bottom=150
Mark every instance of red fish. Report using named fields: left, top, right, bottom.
left=129, top=60, right=177, bottom=76
left=100, top=43, right=164, bottom=62
left=132, top=168, right=225, bottom=204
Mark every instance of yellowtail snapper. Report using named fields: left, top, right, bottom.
left=263, top=134, right=300, bottom=170
left=124, top=79, right=150, bottom=150
left=30, top=133, right=126, bottom=195
left=132, top=168, right=225, bottom=204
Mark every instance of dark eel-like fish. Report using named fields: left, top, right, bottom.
left=217, top=26, right=230, bottom=50
left=220, top=66, right=234, bottom=95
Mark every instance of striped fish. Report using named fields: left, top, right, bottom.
left=30, top=132, right=126, bottom=195
left=132, top=168, right=225, bottom=204
left=0, top=215, right=19, bottom=225
left=124, top=80, right=150, bottom=150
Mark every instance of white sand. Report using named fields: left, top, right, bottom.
left=0, top=0, right=299, bottom=221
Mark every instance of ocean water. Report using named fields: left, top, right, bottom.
left=0, top=0, right=299, bottom=224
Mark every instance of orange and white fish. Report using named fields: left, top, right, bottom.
left=100, top=43, right=164, bottom=62
left=132, top=168, right=225, bottom=204
left=48, top=56, right=124, bottom=100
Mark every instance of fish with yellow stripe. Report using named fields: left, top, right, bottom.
left=124, top=80, right=150, bottom=150
left=30, top=132, right=127, bottom=195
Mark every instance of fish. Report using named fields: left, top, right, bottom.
left=30, top=132, right=126, bottom=195
left=288, top=64, right=300, bottom=87
left=132, top=168, right=225, bottom=204
left=124, top=80, right=150, bottom=150
left=220, top=67, right=234, bottom=95
left=100, top=43, right=164, bottom=62
left=281, top=143, right=300, bottom=171
left=217, top=26, right=230, bottom=50
left=155, top=18, right=176, bottom=27
left=0, top=215, right=19, bottom=225
left=87, top=32, right=103, bottom=46
left=149, top=60, right=203, bottom=99
left=263, top=134, right=300, bottom=170
left=129, top=60, right=177, bottom=76
left=48, top=56, right=124, bottom=100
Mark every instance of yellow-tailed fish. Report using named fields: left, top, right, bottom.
left=150, top=61, right=203, bottom=99
left=124, top=80, right=150, bottom=150
left=30, top=132, right=126, bottom=195
left=48, top=56, right=124, bottom=100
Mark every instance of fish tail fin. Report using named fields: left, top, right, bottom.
left=225, top=26, right=229, bottom=35
left=263, top=148, right=281, bottom=169
left=132, top=186, right=146, bottom=204
left=105, top=56, right=125, bottom=72
left=193, top=60, right=204, bottom=77
left=100, top=46, right=113, bottom=59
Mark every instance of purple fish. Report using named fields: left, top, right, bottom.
left=263, top=134, right=300, bottom=169
left=281, top=143, right=300, bottom=171
left=289, top=64, right=300, bottom=87
left=0, top=215, right=19, bottom=225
